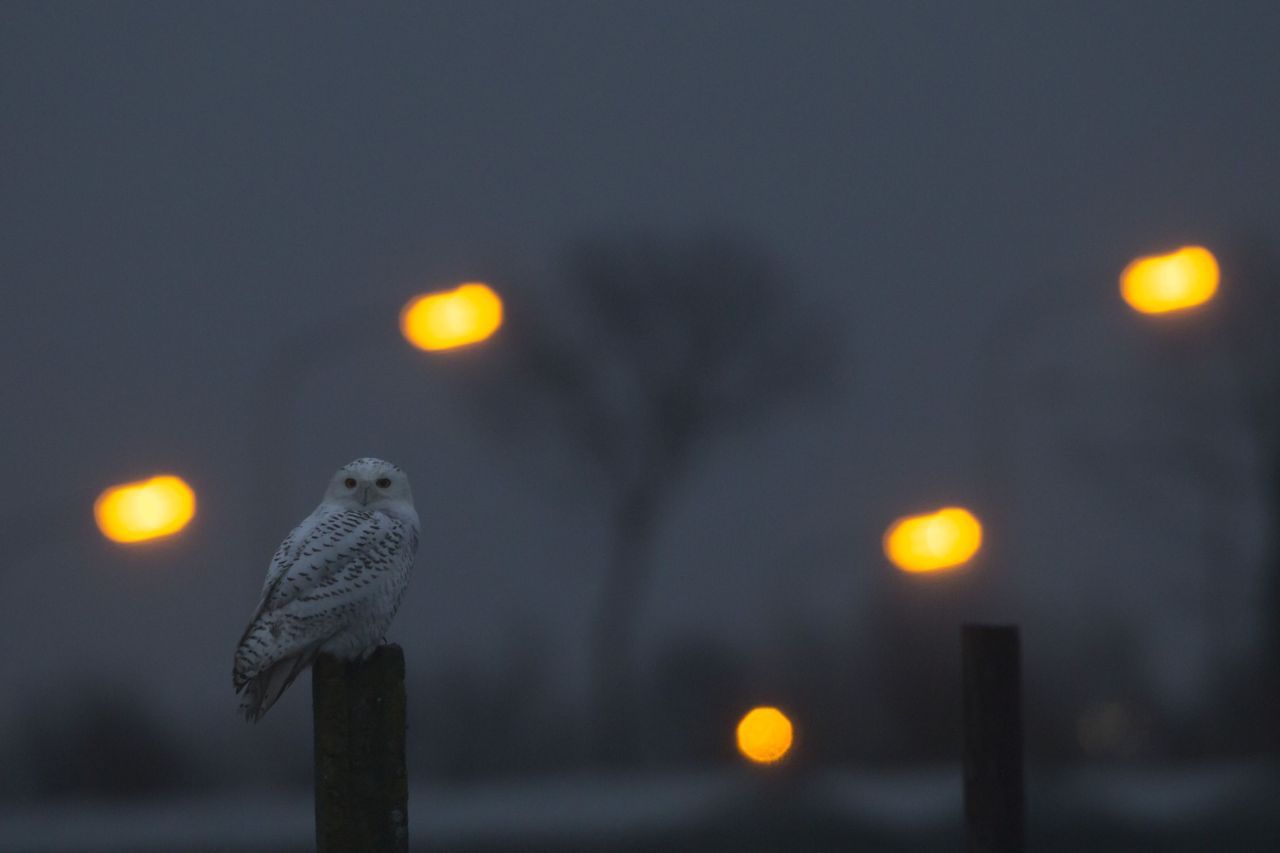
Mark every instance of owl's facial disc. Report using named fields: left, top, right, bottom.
left=325, top=458, right=413, bottom=509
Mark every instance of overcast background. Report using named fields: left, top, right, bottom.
left=3, top=2, right=1280, bottom=849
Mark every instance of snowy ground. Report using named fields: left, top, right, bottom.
left=1, top=763, right=1277, bottom=852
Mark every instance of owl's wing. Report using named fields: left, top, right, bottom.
left=251, top=507, right=388, bottom=616
left=257, top=515, right=309, bottom=601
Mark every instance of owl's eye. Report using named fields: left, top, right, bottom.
left=344, top=478, right=357, bottom=489
left=376, top=477, right=391, bottom=488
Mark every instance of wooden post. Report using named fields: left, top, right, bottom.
left=961, top=624, right=1025, bottom=853
left=314, top=644, right=408, bottom=853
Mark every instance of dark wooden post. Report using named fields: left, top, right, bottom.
left=962, top=624, right=1025, bottom=853
left=314, top=644, right=408, bottom=853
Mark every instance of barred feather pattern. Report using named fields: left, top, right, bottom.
left=233, top=458, right=419, bottom=721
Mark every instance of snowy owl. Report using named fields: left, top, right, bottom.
left=233, top=458, right=420, bottom=721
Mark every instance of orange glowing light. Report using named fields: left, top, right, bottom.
left=1120, top=246, right=1219, bottom=315
left=400, top=283, right=503, bottom=351
left=736, top=706, right=794, bottom=765
left=884, top=506, right=982, bottom=573
left=94, top=475, right=197, bottom=543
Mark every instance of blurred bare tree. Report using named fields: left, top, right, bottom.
left=455, top=233, right=841, bottom=764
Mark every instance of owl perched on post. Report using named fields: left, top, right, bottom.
left=233, top=458, right=420, bottom=721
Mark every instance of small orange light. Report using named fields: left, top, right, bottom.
left=884, top=506, right=982, bottom=573
left=1120, top=246, right=1219, bottom=315
left=400, top=283, right=503, bottom=351
left=736, top=706, right=794, bottom=765
left=94, top=475, right=197, bottom=543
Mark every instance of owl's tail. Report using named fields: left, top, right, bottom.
left=235, top=645, right=320, bottom=722
left=234, top=614, right=326, bottom=722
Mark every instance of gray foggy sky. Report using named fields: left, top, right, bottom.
left=3, top=1, right=1280, bottom=761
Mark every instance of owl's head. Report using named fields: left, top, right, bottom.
left=323, top=457, right=414, bottom=511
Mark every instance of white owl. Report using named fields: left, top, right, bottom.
left=233, top=457, right=420, bottom=721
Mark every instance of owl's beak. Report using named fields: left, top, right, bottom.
left=360, top=485, right=371, bottom=506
